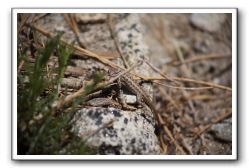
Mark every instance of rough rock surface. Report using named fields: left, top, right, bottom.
left=190, top=13, right=227, bottom=33
left=71, top=107, right=160, bottom=154
left=210, top=118, right=232, bottom=142
left=70, top=14, right=160, bottom=154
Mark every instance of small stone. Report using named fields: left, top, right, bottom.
left=190, top=13, right=227, bottom=33
left=124, top=94, right=137, bottom=104
left=210, top=118, right=232, bottom=142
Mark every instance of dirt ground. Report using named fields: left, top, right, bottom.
left=142, top=13, right=232, bottom=154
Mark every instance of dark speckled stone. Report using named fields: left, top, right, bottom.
left=95, top=116, right=103, bottom=125
left=113, top=110, right=122, bottom=117
left=124, top=118, right=128, bottom=124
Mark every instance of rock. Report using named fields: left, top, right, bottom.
left=111, top=13, right=154, bottom=99
left=210, top=118, right=232, bottom=142
left=190, top=13, right=227, bottom=33
left=201, top=134, right=232, bottom=155
left=69, top=14, right=160, bottom=155
left=71, top=107, right=160, bottom=154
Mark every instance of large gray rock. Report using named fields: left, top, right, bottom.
left=70, top=14, right=160, bottom=154
left=71, top=107, right=160, bottom=154
left=190, top=13, right=227, bottom=33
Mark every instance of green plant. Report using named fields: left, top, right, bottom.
left=17, top=33, right=95, bottom=155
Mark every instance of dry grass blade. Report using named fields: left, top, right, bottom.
left=154, top=81, right=213, bottom=90
left=158, top=86, right=180, bottom=110
left=159, top=133, right=168, bottom=154
left=174, top=41, right=198, bottom=114
left=144, top=59, right=178, bottom=84
left=18, top=14, right=31, bottom=34
left=135, top=75, right=232, bottom=92
left=27, top=23, right=232, bottom=93
left=157, top=113, right=186, bottom=155
left=56, top=87, right=85, bottom=110
left=73, top=50, right=119, bottom=60
left=18, top=60, right=25, bottom=74
left=63, top=13, right=86, bottom=48
left=173, top=77, right=232, bottom=91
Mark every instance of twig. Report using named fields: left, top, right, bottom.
left=133, top=76, right=232, bottom=92
left=154, top=81, right=213, bottom=90
left=172, top=77, right=232, bottom=91
left=63, top=14, right=86, bottom=48
left=18, top=14, right=31, bottom=35
left=56, top=87, right=85, bottom=110
left=157, top=113, right=186, bottom=154
left=158, top=86, right=180, bottom=111
left=108, top=61, right=143, bottom=84
left=184, top=94, right=214, bottom=101
left=144, top=59, right=178, bottom=84
left=135, top=75, right=231, bottom=91
left=159, top=133, right=168, bottom=154
left=27, top=24, right=232, bottom=93
left=180, top=134, right=193, bottom=155
left=174, top=41, right=197, bottom=114
left=162, top=124, right=186, bottom=154
left=18, top=60, right=25, bottom=74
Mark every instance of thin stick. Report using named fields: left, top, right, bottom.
left=18, top=60, right=25, bottom=74
left=173, top=77, right=232, bottom=91
left=28, top=24, right=232, bottom=92
left=158, top=86, right=180, bottom=110
left=174, top=42, right=197, bottom=114
left=134, top=76, right=232, bottom=92
left=63, top=14, right=86, bottom=48
left=157, top=113, right=186, bottom=154
left=18, top=14, right=30, bottom=34
left=180, top=134, right=193, bottom=155
left=162, top=123, right=186, bottom=154
left=154, top=81, right=213, bottom=90
left=159, top=133, right=168, bottom=154
left=108, top=61, right=143, bottom=84
left=144, top=59, right=177, bottom=84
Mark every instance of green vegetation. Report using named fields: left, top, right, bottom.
left=17, top=33, right=96, bottom=155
